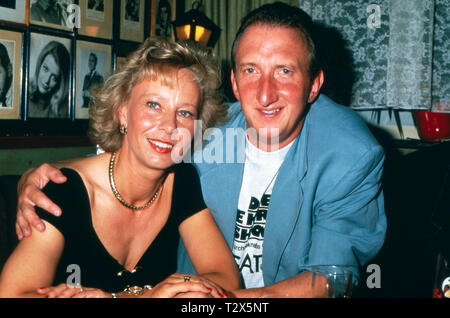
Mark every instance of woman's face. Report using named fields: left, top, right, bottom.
left=119, top=68, right=201, bottom=170
left=37, top=54, right=61, bottom=95
left=160, top=6, right=169, bottom=22
left=129, top=0, right=138, bottom=16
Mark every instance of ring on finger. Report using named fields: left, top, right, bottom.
left=184, top=275, right=191, bottom=282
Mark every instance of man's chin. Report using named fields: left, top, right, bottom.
left=248, top=133, right=282, bottom=152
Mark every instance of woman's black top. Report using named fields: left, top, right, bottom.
left=36, top=163, right=206, bottom=292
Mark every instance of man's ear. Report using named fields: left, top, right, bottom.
left=308, top=70, right=324, bottom=103
left=230, top=69, right=241, bottom=101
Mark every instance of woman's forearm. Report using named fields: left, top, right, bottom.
left=0, top=289, right=46, bottom=298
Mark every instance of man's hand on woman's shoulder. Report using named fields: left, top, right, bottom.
left=16, top=163, right=66, bottom=240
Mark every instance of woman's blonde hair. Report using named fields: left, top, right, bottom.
left=88, top=37, right=226, bottom=152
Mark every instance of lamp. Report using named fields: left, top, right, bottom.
left=172, top=1, right=221, bottom=47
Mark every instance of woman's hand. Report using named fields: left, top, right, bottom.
left=37, top=283, right=110, bottom=298
left=182, top=274, right=230, bottom=298
left=143, top=273, right=230, bottom=298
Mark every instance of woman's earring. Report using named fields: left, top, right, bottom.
left=119, top=126, right=128, bottom=135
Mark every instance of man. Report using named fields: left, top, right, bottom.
left=14, top=3, right=386, bottom=297
left=81, top=53, right=104, bottom=108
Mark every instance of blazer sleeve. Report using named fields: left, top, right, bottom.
left=308, top=145, right=387, bottom=284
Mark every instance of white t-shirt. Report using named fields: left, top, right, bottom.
left=232, top=138, right=293, bottom=288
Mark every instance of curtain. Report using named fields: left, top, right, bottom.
left=183, top=0, right=449, bottom=112
left=301, top=0, right=449, bottom=112
left=431, top=0, right=450, bottom=113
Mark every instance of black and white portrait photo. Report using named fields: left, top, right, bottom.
left=151, top=0, right=175, bottom=39
left=76, top=41, right=111, bottom=119
left=0, top=29, right=22, bottom=119
left=79, top=0, right=112, bottom=39
left=81, top=53, right=104, bottom=108
left=155, top=0, right=172, bottom=37
left=29, top=0, right=74, bottom=29
left=28, top=33, right=71, bottom=119
left=0, top=0, right=26, bottom=24
left=125, top=0, right=140, bottom=22
left=120, top=0, right=144, bottom=42
left=0, top=41, right=13, bottom=109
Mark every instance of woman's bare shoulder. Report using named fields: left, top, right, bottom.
left=61, top=153, right=110, bottom=190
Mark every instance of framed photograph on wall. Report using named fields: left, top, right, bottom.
left=29, top=0, right=74, bottom=31
left=151, top=0, right=176, bottom=39
left=120, top=0, right=145, bottom=43
left=75, top=40, right=111, bottom=119
left=0, top=30, right=22, bottom=119
left=27, top=32, right=72, bottom=119
left=0, top=0, right=27, bottom=24
left=78, top=0, right=113, bottom=39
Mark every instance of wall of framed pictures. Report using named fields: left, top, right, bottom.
left=0, top=0, right=183, bottom=147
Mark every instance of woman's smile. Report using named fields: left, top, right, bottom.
left=147, top=138, right=174, bottom=154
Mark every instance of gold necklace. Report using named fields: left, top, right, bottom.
left=109, top=152, right=162, bottom=211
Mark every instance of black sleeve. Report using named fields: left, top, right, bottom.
left=171, top=163, right=207, bottom=226
left=35, top=168, right=87, bottom=238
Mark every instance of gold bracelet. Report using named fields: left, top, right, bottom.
left=120, top=285, right=153, bottom=297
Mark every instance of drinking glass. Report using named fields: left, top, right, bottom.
left=432, top=253, right=450, bottom=298
left=310, top=265, right=353, bottom=298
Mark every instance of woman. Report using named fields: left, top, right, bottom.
left=0, top=37, right=238, bottom=298
left=28, top=41, right=69, bottom=118
left=0, top=42, right=12, bottom=108
left=155, top=0, right=171, bottom=37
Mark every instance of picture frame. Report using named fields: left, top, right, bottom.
left=78, top=0, right=113, bottom=40
left=120, top=0, right=145, bottom=43
left=151, top=0, right=176, bottom=39
left=75, top=40, right=112, bottom=119
left=27, top=32, right=72, bottom=119
left=29, top=0, right=74, bottom=31
left=0, top=0, right=27, bottom=25
left=0, top=29, right=22, bottom=119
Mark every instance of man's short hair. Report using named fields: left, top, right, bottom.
left=231, top=2, right=321, bottom=80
